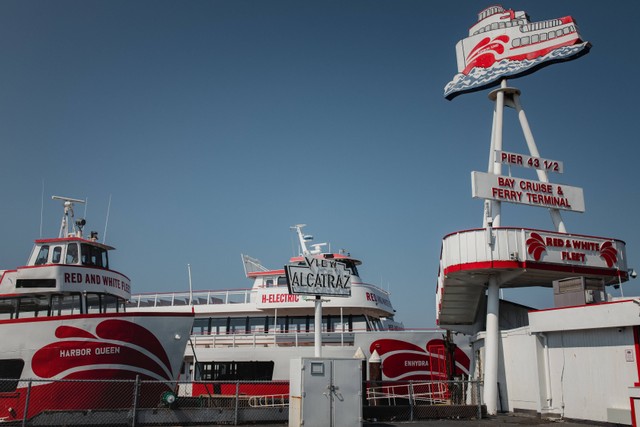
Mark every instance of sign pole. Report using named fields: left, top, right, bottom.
left=314, top=295, right=322, bottom=357
left=285, top=225, right=352, bottom=359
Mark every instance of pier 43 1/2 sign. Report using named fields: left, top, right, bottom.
left=285, top=256, right=351, bottom=297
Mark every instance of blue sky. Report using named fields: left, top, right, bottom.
left=1, top=1, right=638, bottom=328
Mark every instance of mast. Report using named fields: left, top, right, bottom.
left=52, top=195, right=86, bottom=238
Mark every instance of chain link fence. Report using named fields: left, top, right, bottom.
left=0, top=377, right=482, bottom=425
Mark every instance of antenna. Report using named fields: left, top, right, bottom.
left=103, top=194, right=112, bottom=243
left=40, top=180, right=45, bottom=238
left=188, top=264, right=193, bottom=306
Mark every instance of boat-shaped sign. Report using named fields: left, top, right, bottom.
left=444, top=5, right=591, bottom=100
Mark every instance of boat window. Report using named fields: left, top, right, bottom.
left=0, top=299, right=16, bottom=320
left=86, top=293, right=124, bottom=314
left=540, top=33, right=548, bottom=42
left=531, top=34, right=539, bottom=44
left=556, top=29, right=563, bottom=37
left=51, top=293, right=81, bottom=315
left=351, top=315, right=368, bottom=331
left=51, top=246, right=62, bottom=263
left=103, top=294, right=124, bottom=312
left=563, top=27, right=571, bottom=35
left=211, top=317, right=227, bottom=334
left=16, top=278, right=56, bottom=288
left=490, top=23, right=498, bottom=30
left=35, top=245, right=49, bottom=265
left=522, top=36, right=530, bottom=46
left=368, top=317, right=383, bottom=331
left=265, top=279, right=273, bottom=288
left=248, top=316, right=267, bottom=334
left=80, top=244, right=109, bottom=269
left=86, top=293, right=103, bottom=314
left=228, top=317, right=247, bottom=334
left=288, top=316, right=309, bottom=333
left=0, top=359, right=24, bottom=392
left=548, top=31, right=556, bottom=40
left=277, top=276, right=288, bottom=286
left=512, top=39, right=521, bottom=48
left=196, top=361, right=274, bottom=381
left=337, top=260, right=358, bottom=276
left=498, top=22, right=505, bottom=29
left=326, top=314, right=334, bottom=332
left=66, top=243, right=79, bottom=264
left=276, top=315, right=288, bottom=333
left=16, top=295, right=51, bottom=318
left=193, top=318, right=211, bottom=335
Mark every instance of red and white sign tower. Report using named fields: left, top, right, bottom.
left=438, top=5, right=630, bottom=416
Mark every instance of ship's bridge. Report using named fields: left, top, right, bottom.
left=436, top=227, right=628, bottom=326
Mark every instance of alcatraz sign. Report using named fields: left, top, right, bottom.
left=285, top=255, right=351, bottom=297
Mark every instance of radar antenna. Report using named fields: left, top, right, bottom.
left=290, top=224, right=327, bottom=255
left=52, top=195, right=86, bottom=238
left=290, top=224, right=312, bottom=255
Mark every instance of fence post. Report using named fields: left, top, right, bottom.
left=21, top=380, right=32, bottom=427
left=132, top=375, right=140, bottom=427
left=408, top=381, right=414, bottom=421
left=476, top=381, right=482, bottom=420
left=234, top=380, right=240, bottom=425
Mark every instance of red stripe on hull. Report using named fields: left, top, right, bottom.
left=0, top=375, right=172, bottom=422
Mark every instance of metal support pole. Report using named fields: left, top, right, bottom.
left=489, top=79, right=507, bottom=228
left=408, top=381, right=414, bottom=421
left=476, top=381, right=483, bottom=419
left=484, top=277, right=500, bottom=415
left=21, top=380, right=31, bottom=427
left=314, top=295, right=322, bottom=357
left=512, top=93, right=566, bottom=233
left=131, top=375, right=140, bottom=427
left=234, top=381, right=240, bottom=425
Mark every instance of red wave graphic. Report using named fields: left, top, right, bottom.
left=382, top=352, right=431, bottom=379
left=526, top=232, right=547, bottom=261
left=465, top=35, right=511, bottom=73
left=599, top=241, right=618, bottom=267
left=370, top=338, right=470, bottom=380
left=56, top=326, right=97, bottom=339
left=32, top=320, right=173, bottom=381
left=32, top=340, right=171, bottom=380
left=370, top=339, right=425, bottom=356
left=95, top=319, right=171, bottom=370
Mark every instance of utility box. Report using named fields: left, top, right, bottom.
left=289, top=358, right=362, bottom=427
left=553, top=276, right=606, bottom=307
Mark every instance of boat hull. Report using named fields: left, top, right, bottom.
left=0, top=312, right=193, bottom=421
left=184, top=330, right=471, bottom=397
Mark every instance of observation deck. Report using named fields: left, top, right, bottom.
left=436, top=227, right=628, bottom=325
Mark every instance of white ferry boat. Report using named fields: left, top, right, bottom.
left=129, top=225, right=471, bottom=397
left=455, top=5, right=589, bottom=75
left=0, top=196, right=193, bottom=421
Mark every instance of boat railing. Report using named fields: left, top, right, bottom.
left=128, top=281, right=393, bottom=309
left=189, top=330, right=357, bottom=349
left=366, top=381, right=453, bottom=405
left=127, top=289, right=253, bottom=308
left=247, top=394, right=289, bottom=408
